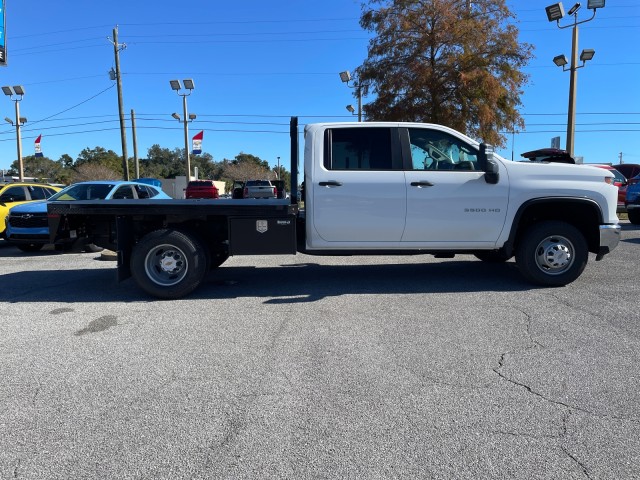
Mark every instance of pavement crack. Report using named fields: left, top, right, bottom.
left=561, top=446, right=592, bottom=479
left=493, top=352, right=593, bottom=415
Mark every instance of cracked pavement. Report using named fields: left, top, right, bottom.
left=0, top=223, right=639, bottom=479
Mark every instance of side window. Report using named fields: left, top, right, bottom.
left=44, top=187, right=58, bottom=198
left=325, top=128, right=394, bottom=171
left=408, top=128, right=478, bottom=171
left=29, top=186, right=48, bottom=200
left=112, top=186, right=134, bottom=199
left=134, top=185, right=150, bottom=199
left=0, top=186, right=27, bottom=202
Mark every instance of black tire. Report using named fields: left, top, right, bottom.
left=131, top=229, right=209, bottom=299
left=628, top=209, right=640, bottom=225
left=515, top=221, right=588, bottom=287
left=17, top=243, right=44, bottom=252
left=474, top=250, right=512, bottom=263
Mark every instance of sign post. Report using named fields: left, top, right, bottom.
left=0, top=0, right=6, bottom=66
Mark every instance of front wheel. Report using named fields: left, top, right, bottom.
left=627, top=209, right=640, bottom=225
left=515, top=221, right=588, bottom=287
left=131, top=229, right=209, bottom=299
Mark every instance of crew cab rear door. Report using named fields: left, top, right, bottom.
left=310, top=126, right=406, bottom=243
left=400, top=127, right=509, bottom=246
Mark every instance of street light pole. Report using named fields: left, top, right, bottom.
left=566, top=22, right=579, bottom=157
left=182, top=94, right=190, bottom=181
left=169, top=79, right=196, bottom=180
left=1, top=85, right=27, bottom=181
left=339, top=71, right=366, bottom=122
left=110, top=26, right=129, bottom=181
left=14, top=100, right=24, bottom=181
left=546, top=1, right=605, bottom=157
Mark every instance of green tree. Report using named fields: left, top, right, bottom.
left=75, top=147, right=124, bottom=175
left=8, top=155, right=62, bottom=182
left=357, top=0, right=533, bottom=146
left=139, top=144, right=183, bottom=178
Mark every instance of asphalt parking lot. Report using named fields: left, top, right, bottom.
left=1, top=222, right=639, bottom=479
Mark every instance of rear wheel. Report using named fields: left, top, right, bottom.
left=131, top=229, right=208, bottom=299
left=628, top=209, right=640, bottom=225
left=515, top=221, right=588, bottom=287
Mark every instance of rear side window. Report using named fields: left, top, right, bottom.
left=28, top=186, right=49, bottom=200
left=325, top=128, right=393, bottom=171
left=112, top=186, right=135, bottom=199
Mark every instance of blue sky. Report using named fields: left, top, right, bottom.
left=0, top=0, right=638, bottom=175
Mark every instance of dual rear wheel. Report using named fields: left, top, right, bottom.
left=131, top=229, right=227, bottom=299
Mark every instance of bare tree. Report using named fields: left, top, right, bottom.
left=72, top=163, right=120, bottom=182
left=357, top=0, right=533, bottom=146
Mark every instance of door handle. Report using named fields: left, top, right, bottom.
left=319, top=181, right=343, bottom=187
left=410, top=181, right=434, bottom=187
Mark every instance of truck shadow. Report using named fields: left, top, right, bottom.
left=0, top=258, right=532, bottom=303
left=196, top=259, right=531, bottom=303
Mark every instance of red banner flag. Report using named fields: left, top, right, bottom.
left=192, top=130, right=203, bottom=155
left=35, top=134, right=43, bottom=157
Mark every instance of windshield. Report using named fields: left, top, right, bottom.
left=49, top=183, right=114, bottom=201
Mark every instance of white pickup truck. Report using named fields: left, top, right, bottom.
left=243, top=180, right=277, bottom=199
left=48, top=117, right=621, bottom=298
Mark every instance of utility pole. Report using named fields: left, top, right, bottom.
left=619, top=152, right=623, bottom=164
left=131, top=109, right=139, bottom=179
left=110, top=26, right=129, bottom=180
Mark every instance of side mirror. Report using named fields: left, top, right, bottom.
left=478, top=143, right=499, bottom=184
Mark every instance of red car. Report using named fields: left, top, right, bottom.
left=613, top=164, right=640, bottom=187
left=185, top=180, right=219, bottom=199
left=590, top=165, right=627, bottom=211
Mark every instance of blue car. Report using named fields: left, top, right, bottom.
left=5, top=180, right=171, bottom=252
left=625, top=176, right=640, bottom=225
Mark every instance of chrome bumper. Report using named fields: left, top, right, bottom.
left=596, top=224, right=621, bottom=260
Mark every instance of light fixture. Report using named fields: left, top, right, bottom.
left=580, top=48, right=595, bottom=61
left=183, top=79, right=195, bottom=90
left=339, top=71, right=351, bottom=83
left=346, top=105, right=355, bottom=113
left=545, top=2, right=565, bottom=21
left=4, top=117, right=12, bottom=124
left=13, top=86, right=25, bottom=96
left=19, top=117, right=27, bottom=123
left=2, top=86, right=14, bottom=96
left=567, top=3, right=581, bottom=15
left=169, top=80, right=182, bottom=91
left=553, top=54, right=569, bottom=67
left=172, top=112, right=180, bottom=120
left=587, top=0, right=605, bottom=8
left=188, top=113, right=196, bottom=120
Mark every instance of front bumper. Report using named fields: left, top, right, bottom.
left=596, top=224, right=621, bottom=260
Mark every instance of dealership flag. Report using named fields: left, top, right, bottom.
left=35, top=134, right=43, bottom=157
left=192, top=130, right=203, bottom=155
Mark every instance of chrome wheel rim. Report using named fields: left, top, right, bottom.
left=144, top=244, right=188, bottom=286
left=534, top=234, right=575, bottom=275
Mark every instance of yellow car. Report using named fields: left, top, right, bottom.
left=0, top=182, right=62, bottom=236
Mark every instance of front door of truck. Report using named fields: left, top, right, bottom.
left=311, top=127, right=406, bottom=243
left=401, top=127, right=509, bottom=246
